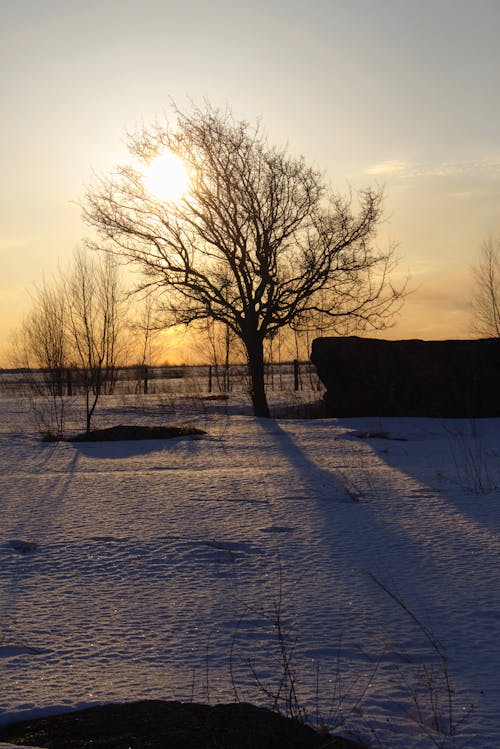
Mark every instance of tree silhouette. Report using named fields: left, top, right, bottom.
left=83, top=104, right=404, bottom=417
left=471, top=236, right=500, bottom=338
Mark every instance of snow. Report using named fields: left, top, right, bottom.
left=0, top=391, right=499, bottom=747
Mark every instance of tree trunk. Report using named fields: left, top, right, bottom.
left=244, top=334, right=271, bottom=418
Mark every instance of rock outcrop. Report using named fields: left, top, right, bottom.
left=311, top=336, right=500, bottom=417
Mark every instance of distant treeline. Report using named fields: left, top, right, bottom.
left=0, top=360, right=321, bottom=397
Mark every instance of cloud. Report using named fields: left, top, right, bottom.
left=366, top=160, right=412, bottom=176
left=0, top=235, right=40, bottom=253
left=366, top=158, right=500, bottom=180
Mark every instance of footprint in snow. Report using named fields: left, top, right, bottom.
left=259, top=526, right=295, bottom=534
left=7, top=540, right=38, bottom=554
left=0, top=644, right=46, bottom=657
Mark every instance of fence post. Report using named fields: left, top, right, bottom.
left=66, top=368, right=73, bottom=396
left=293, top=359, right=300, bottom=391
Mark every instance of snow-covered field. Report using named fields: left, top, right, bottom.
left=0, top=390, right=499, bottom=748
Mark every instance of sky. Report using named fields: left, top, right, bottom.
left=1, top=0, right=500, bottom=364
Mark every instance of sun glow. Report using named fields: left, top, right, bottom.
left=143, top=149, right=189, bottom=201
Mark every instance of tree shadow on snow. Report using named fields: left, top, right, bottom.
left=255, top=419, right=347, bottom=502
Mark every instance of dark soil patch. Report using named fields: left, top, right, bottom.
left=0, top=700, right=367, bottom=748
left=69, top=424, right=206, bottom=443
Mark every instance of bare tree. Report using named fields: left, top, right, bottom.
left=14, top=249, right=127, bottom=437
left=21, top=280, right=68, bottom=395
left=471, top=236, right=500, bottom=338
left=128, top=291, right=163, bottom=394
left=199, top=319, right=239, bottom=393
left=83, top=103, right=404, bottom=417
left=13, top=282, right=69, bottom=439
left=66, top=248, right=127, bottom=432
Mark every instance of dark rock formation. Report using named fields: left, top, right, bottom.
left=311, top=336, right=500, bottom=417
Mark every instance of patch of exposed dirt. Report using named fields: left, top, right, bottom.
left=69, top=425, right=206, bottom=442
left=0, top=700, right=367, bottom=749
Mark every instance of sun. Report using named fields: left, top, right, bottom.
left=143, top=149, right=189, bottom=202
